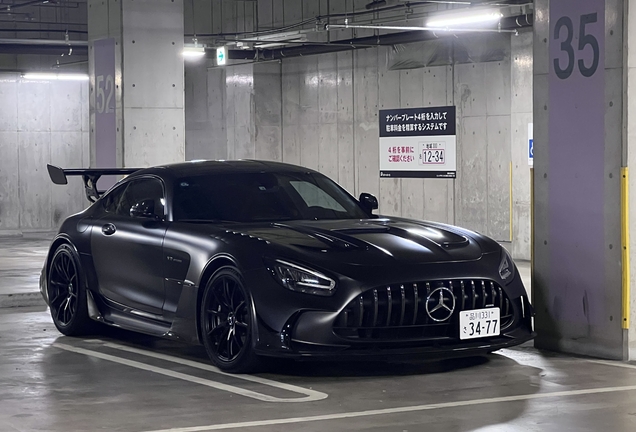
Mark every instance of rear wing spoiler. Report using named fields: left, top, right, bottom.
left=47, top=164, right=141, bottom=203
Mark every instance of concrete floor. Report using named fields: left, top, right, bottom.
left=3, top=307, right=636, bottom=432
left=5, top=236, right=636, bottom=432
left=0, top=234, right=52, bottom=308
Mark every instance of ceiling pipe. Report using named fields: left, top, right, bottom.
left=0, top=38, right=87, bottom=46
left=0, top=38, right=87, bottom=55
left=0, top=0, right=51, bottom=12
left=0, top=19, right=86, bottom=26
left=0, top=0, right=83, bottom=12
left=0, top=28, right=87, bottom=34
left=0, top=44, right=87, bottom=55
left=228, top=13, right=532, bottom=61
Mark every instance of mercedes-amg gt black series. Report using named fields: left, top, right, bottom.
left=41, top=160, right=534, bottom=372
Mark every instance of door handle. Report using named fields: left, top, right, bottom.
left=102, top=223, right=116, bottom=236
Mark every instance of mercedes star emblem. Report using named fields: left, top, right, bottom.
left=426, top=287, right=456, bottom=322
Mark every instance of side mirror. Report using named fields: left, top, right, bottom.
left=130, top=199, right=156, bottom=219
left=359, top=193, right=378, bottom=214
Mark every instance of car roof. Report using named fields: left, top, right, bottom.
left=130, top=160, right=320, bottom=179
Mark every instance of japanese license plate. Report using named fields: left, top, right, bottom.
left=459, top=307, right=500, bottom=340
left=421, top=149, right=445, bottom=164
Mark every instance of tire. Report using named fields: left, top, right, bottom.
left=200, top=267, right=259, bottom=373
left=47, top=244, right=95, bottom=336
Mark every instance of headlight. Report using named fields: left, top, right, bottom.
left=498, top=248, right=515, bottom=284
left=268, top=259, right=336, bottom=296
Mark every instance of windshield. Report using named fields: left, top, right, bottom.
left=173, top=171, right=369, bottom=222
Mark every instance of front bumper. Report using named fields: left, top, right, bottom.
left=246, top=263, right=535, bottom=360
left=256, top=327, right=536, bottom=360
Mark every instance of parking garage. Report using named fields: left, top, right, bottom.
left=1, top=0, right=636, bottom=431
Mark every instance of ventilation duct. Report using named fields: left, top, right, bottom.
left=385, top=32, right=511, bottom=70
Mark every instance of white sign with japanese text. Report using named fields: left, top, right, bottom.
left=379, top=106, right=457, bottom=178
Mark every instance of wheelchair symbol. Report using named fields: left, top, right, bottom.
left=529, top=139, right=533, bottom=159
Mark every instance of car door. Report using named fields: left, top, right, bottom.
left=90, top=176, right=168, bottom=316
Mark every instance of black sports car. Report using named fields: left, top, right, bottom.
left=40, top=160, right=534, bottom=372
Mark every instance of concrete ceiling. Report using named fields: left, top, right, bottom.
left=0, top=0, right=533, bottom=61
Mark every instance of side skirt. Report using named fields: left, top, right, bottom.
left=88, top=292, right=175, bottom=339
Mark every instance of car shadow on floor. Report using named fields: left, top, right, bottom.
left=88, top=325, right=535, bottom=379
left=263, top=356, right=490, bottom=377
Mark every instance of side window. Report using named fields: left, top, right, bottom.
left=102, top=184, right=128, bottom=214
left=290, top=181, right=346, bottom=212
left=117, top=178, right=165, bottom=219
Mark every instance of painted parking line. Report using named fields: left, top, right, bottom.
left=588, top=360, right=636, bottom=370
left=141, top=384, right=636, bottom=432
left=95, top=340, right=327, bottom=402
left=53, top=342, right=327, bottom=403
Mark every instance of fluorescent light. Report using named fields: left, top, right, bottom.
left=182, top=46, right=205, bottom=59
left=22, top=73, right=89, bottom=81
left=427, top=9, right=503, bottom=28
left=57, top=74, right=90, bottom=81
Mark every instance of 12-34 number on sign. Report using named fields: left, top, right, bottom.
left=421, top=149, right=445, bottom=165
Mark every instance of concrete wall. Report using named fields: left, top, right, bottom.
left=278, top=49, right=461, bottom=226
left=181, top=0, right=533, bottom=257
left=185, top=65, right=226, bottom=161
left=511, top=31, right=534, bottom=260
left=455, top=57, right=511, bottom=240
left=0, top=73, right=89, bottom=234
left=185, top=37, right=535, bottom=257
left=281, top=47, right=513, bottom=241
left=0, top=0, right=89, bottom=235
left=226, top=64, right=256, bottom=161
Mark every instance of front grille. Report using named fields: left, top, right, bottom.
left=334, top=279, right=516, bottom=341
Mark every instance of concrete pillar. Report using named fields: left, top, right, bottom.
left=533, top=0, right=624, bottom=359
left=88, top=0, right=185, bottom=171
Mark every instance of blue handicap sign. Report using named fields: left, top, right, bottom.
left=529, top=139, right=533, bottom=159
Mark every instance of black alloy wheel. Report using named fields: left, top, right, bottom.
left=48, top=244, right=93, bottom=335
left=201, top=267, right=258, bottom=373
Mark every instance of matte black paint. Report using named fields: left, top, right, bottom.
left=41, top=160, right=534, bottom=359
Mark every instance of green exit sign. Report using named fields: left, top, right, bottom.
left=216, top=47, right=226, bottom=66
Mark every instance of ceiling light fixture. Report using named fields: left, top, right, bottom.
left=182, top=45, right=206, bottom=58
left=22, top=73, right=89, bottom=81
left=182, top=34, right=206, bottom=60
left=426, top=9, right=503, bottom=28
left=184, top=4, right=205, bottom=61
